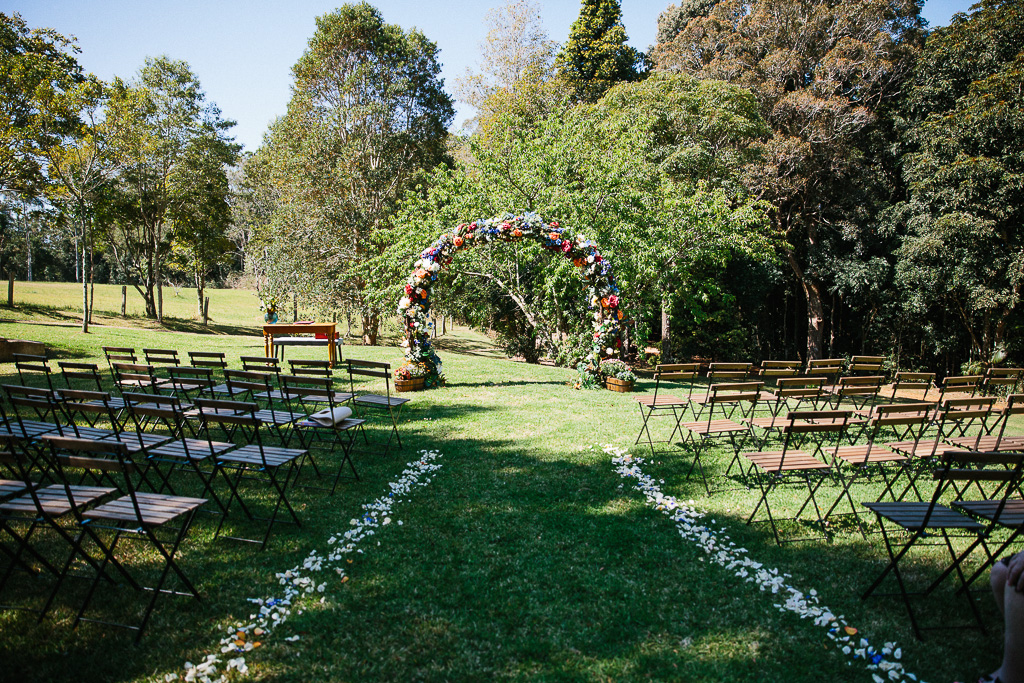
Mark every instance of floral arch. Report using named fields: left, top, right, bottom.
left=396, top=212, right=625, bottom=388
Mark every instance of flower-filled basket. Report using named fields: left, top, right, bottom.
left=394, top=362, right=428, bottom=392
left=600, top=359, right=636, bottom=392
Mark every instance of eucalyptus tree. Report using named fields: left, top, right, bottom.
left=653, top=0, right=924, bottom=359
left=259, top=2, right=453, bottom=344
left=0, top=13, right=86, bottom=199
left=104, top=56, right=238, bottom=321
left=896, top=0, right=1024, bottom=364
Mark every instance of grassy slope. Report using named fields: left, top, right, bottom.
left=0, top=289, right=1006, bottom=683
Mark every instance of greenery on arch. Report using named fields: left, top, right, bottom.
left=396, top=213, right=625, bottom=388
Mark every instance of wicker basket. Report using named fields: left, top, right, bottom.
left=605, top=377, right=634, bottom=393
left=395, top=376, right=426, bottom=392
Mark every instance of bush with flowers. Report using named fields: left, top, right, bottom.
left=398, top=212, right=625, bottom=389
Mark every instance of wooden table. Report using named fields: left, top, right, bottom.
left=262, top=323, right=339, bottom=367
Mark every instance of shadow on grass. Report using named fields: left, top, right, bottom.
left=0, top=399, right=1003, bottom=683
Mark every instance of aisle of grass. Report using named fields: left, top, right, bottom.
left=0, top=316, right=1006, bottom=682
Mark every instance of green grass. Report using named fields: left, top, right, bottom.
left=0, top=299, right=1012, bottom=683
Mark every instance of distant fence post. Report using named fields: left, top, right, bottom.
left=6, top=274, right=12, bottom=307
left=292, top=293, right=298, bottom=322
left=121, top=285, right=127, bottom=316
left=442, top=315, right=446, bottom=336
left=203, top=296, right=210, bottom=326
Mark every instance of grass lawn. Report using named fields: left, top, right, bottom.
left=0, top=291, right=1011, bottom=683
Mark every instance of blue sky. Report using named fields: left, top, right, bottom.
left=9, top=0, right=977, bottom=152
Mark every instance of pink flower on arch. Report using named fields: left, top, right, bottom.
left=561, top=240, right=572, bottom=253
left=608, top=294, right=619, bottom=308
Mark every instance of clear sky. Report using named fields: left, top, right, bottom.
left=8, top=0, right=978, bottom=152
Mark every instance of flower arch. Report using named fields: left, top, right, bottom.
left=396, top=212, right=625, bottom=388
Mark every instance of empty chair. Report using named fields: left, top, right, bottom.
left=678, top=381, right=762, bottom=492
left=289, top=360, right=353, bottom=406
left=742, top=410, right=852, bottom=545
left=166, top=366, right=217, bottom=402
left=346, top=359, right=409, bottom=456
left=634, top=363, right=699, bottom=454
left=101, top=347, right=137, bottom=381
left=225, top=370, right=305, bottom=447
left=111, top=362, right=164, bottom=394
left=825, top=376, right=885, bottom=412
left=58, top=362, right=126, bottom=418
left=41, top=435, right=206, bottom=641
left=198, top=400, right=307, bottom=548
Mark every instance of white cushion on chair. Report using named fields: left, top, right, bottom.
left=307, top=406, right=353, bottom=426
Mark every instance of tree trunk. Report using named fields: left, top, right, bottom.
left=196, top=268, right=205, bottom=318
left=157, top=277, right=164, bottom=324
left=802, top=276, right=827, bottom=361
left=87, top=236, right=95, bottom=325
left=80, top=232, right=89, bottom=334
left=362, top=311, right=380, bottom=346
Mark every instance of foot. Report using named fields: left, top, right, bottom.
left=978, top=672, right=1002, bottom=683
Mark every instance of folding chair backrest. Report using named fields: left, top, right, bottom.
left=929, top=451, right=1024, bottom=525
left=42, top=434, right=137, bottom=501
left=112, top=362, right=161, bottom=393
left=58, top=362, right=105, bottom=392
left=346, top=359, right=393, bottom=397
left=56, top=389, right=119, bottom=436
left=224, top=369, right=275, bottom=400
left=707, top=362, right=752, bottom=383
left=835, top=375, right=884, bottom=396
left=2, top=383, right=60, bottom=423
left=188, top=351, right=228, bottom=374
left=122, top=392, right=185, bottom=433
left=938, top=375, right=982, bottom=403
left=652, top=363, right=699, bottom=401
left=849, top=356, right=885, bottom=376
left=983, top=367, right=1024, bottom=396
left=143, top=348, right=180, bottom=368
left=890, top=372, right=935, bottom=402
left=167, top=366, right=216, bottom=396
left=13, top=353, right=55, bottom=392
left=241, top=356, right=281, bottom=374
left=985, top=394, right=1024, bottom=448
left=281, top=374, right=338, bottom=407
left=289, top=359, right=332, bottom=379
left=775, top=376, right=826, bottom=399
left=805, top=358, right=844, bottom=381
left=783, top=409, right=852, bottom=436
left=706, top=382, right=762, bottom=418
left=194, top=398, right=260, bottom=429
left=759, top=360, right=801, bottom=381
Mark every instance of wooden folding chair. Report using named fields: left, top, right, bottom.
left=42, top=435, right=206, bottom=642
left=744, top=377, right=829, bottom=450
left=226, top=370, right=305, bottom=448
left=58, top=362, right=128, bottom=425
left=166, top=366, right=217, bottom=403
left=862, top=450, right=1024, bottom=640
left=240, top=356, right=287, bottom=400
left=57, top=389, right=172, bottom=463
left=111, top=362, right=165, bottom=395
left=633, top=363, right=699, bottom=454
left=825, top=403, right=934, bottom=523
left=946, top=394, right=1024, bottom=453
left=281, top=374, right=366, bottom=483
left=121, top=393, right=231, bottom=515
left=678, top=381, right=762, bottom=492
left=102, top=346, right=137, bottom=375
left=1, top=384, right=61, bottom=441
left=742, top=410, right=852, bottom=544
left=288, top=359, right=353, bottom=405
left=346, top=359, right=408, bottom=456
left=200, top=400, right=306, bottom=548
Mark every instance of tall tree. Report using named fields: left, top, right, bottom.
left=896, top=0, right=1024, bottom=364
left=259, top=2, right=453, bottom=344
left=104, top=56, right=238, bottom=321
left=555, top=0, right=646, bottom=103
left=653, top=0, right=924, bottom=359
left=0, top=13, right=85, bottom=199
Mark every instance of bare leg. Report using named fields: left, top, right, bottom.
left=989, top=562, right=1007, bottom=682
left=1003, top=565, right=1024, bottom=683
